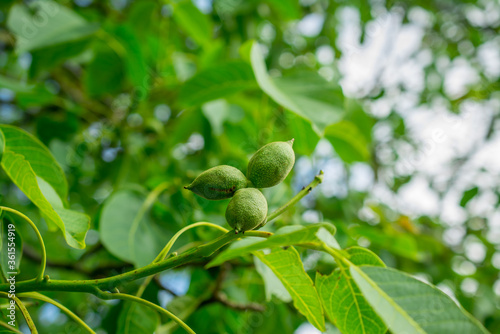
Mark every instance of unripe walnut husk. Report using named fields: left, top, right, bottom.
left=225, top=188, right=267, bottom=233
left=247, top=139, right=295, bottom=188
left=185, top=165, right=249, bottom=200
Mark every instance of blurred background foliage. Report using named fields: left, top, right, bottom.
left=0, top=0, right=499, bottom=333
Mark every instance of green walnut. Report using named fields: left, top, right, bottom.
left=225, top=188, right=267, bottom=233
left=185, top=165, right=249, bottom=200
left=247, top=139, right=295, bottom=188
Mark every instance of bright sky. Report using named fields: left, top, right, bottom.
left=290, top=7, right=499, bottom=330
left=292, top=4, right=500, bottom=249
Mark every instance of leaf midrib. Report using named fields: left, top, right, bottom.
left=339, top=264, right=366, bottom=334
left=351, top=265, right=427, bottom=334
left=255, top=251, right=324, bottom=330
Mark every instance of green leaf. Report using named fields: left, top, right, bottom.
left=113, top=26, right=149, bottom=98
left=84, top=44, right=125, bottom=97
left=127, top=1, right=159, bottom=37
left=0, top=216, right=23, bottom=280
left=0, top=125, right=67, bottom=199
left=324, top=120, right=371, bottom=163
left=207, top=223, right=338, bottom=268
left=254, top=254, right=292, bottom=302
left=249, top=41, right=344, bottom=134
left=117, top=302, right=159, bottom=334
left=179, top=61, right=256, bottom=107
left=351, top=266, right=489, bottom=334
left=172, top=1, right=213, bottom=48
left=16, top=86, right=55, bottom=109
left=345, top=247, right=385, bottom=267
left=316, top=247, right=386, bottom=334
left=45, top=179, right=90, bottom=246
left=0, top=325, right=20, bottom=334
left=0, top=75, right=35, bottom=93
left=7, top=1, right=99, bottom=53
left=266, top=0, right=301, bottom=19
left=99, top=191, right=171, bottom=267
left=343, top=99, right=374, bottom=143
left=349, top=225, right=421, bottom=261
left=286, top=112, right=321, bottom=155
left=255, top=247, right=325, bottom=331
left=52, top=207, right=91, bottom=247
left=350, top=226, right=420, bottom=261
left=0, top=126, right=89, bottom=249
left=460, top=187, right=479, bottom=207
left=28, top=39, right=90, bottom=79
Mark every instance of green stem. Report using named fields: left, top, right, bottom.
left=0, top=320, right=23, bottom=334
left=154, top=222, right=228, bottom=263
left=244, top=230, right=273, bottom=238
left=0, top=292, right=37, bottom=334
left=98, top=292, right=195, bottom=334
left=0, top=226, right=276, bottom=296
left=0, top=301, right=37, bottom=309
left=322, top=244, right=353, bottom=267
left=18, top=292, right=95, bottom=334
left=0, top=231, right=240, bottom=294
left=263, top=170, right=323, bottom=225
left=0, top=231, right=313, bottom=298
left=137, top=222, right=228, bottom=297
left=0, top=207, right=46, bottom=282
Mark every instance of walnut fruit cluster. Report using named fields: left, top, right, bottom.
left=185, top=140, right=295, bottom=233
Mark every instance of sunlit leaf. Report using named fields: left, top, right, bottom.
left=0, top=125, right=67, bottom=199
left=0, top=125, right=89, bottom=249
left=255, top=247, right=325, bottom=331
left=316, top=247, right=386, bottom=334
left=254, top=254, right=292, bottom=302
left=285, top=112, right=321, bottom=155
left=351, top=266, right=489, bottom=334
left=325, top=120, right=370, bottom=163
left=249, top=41, right=344, bottom=134
left=179, top=61, right=256, bottom=106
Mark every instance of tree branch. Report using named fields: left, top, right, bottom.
left=22, top=246, right=133, bottom=278
left=200, top=263, right=266, bottom=312
left=213, top=292, right=265, bottom=312
left=0, top=231, right=240, bottom=295
left=0, top=173, right=322, bottom=296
